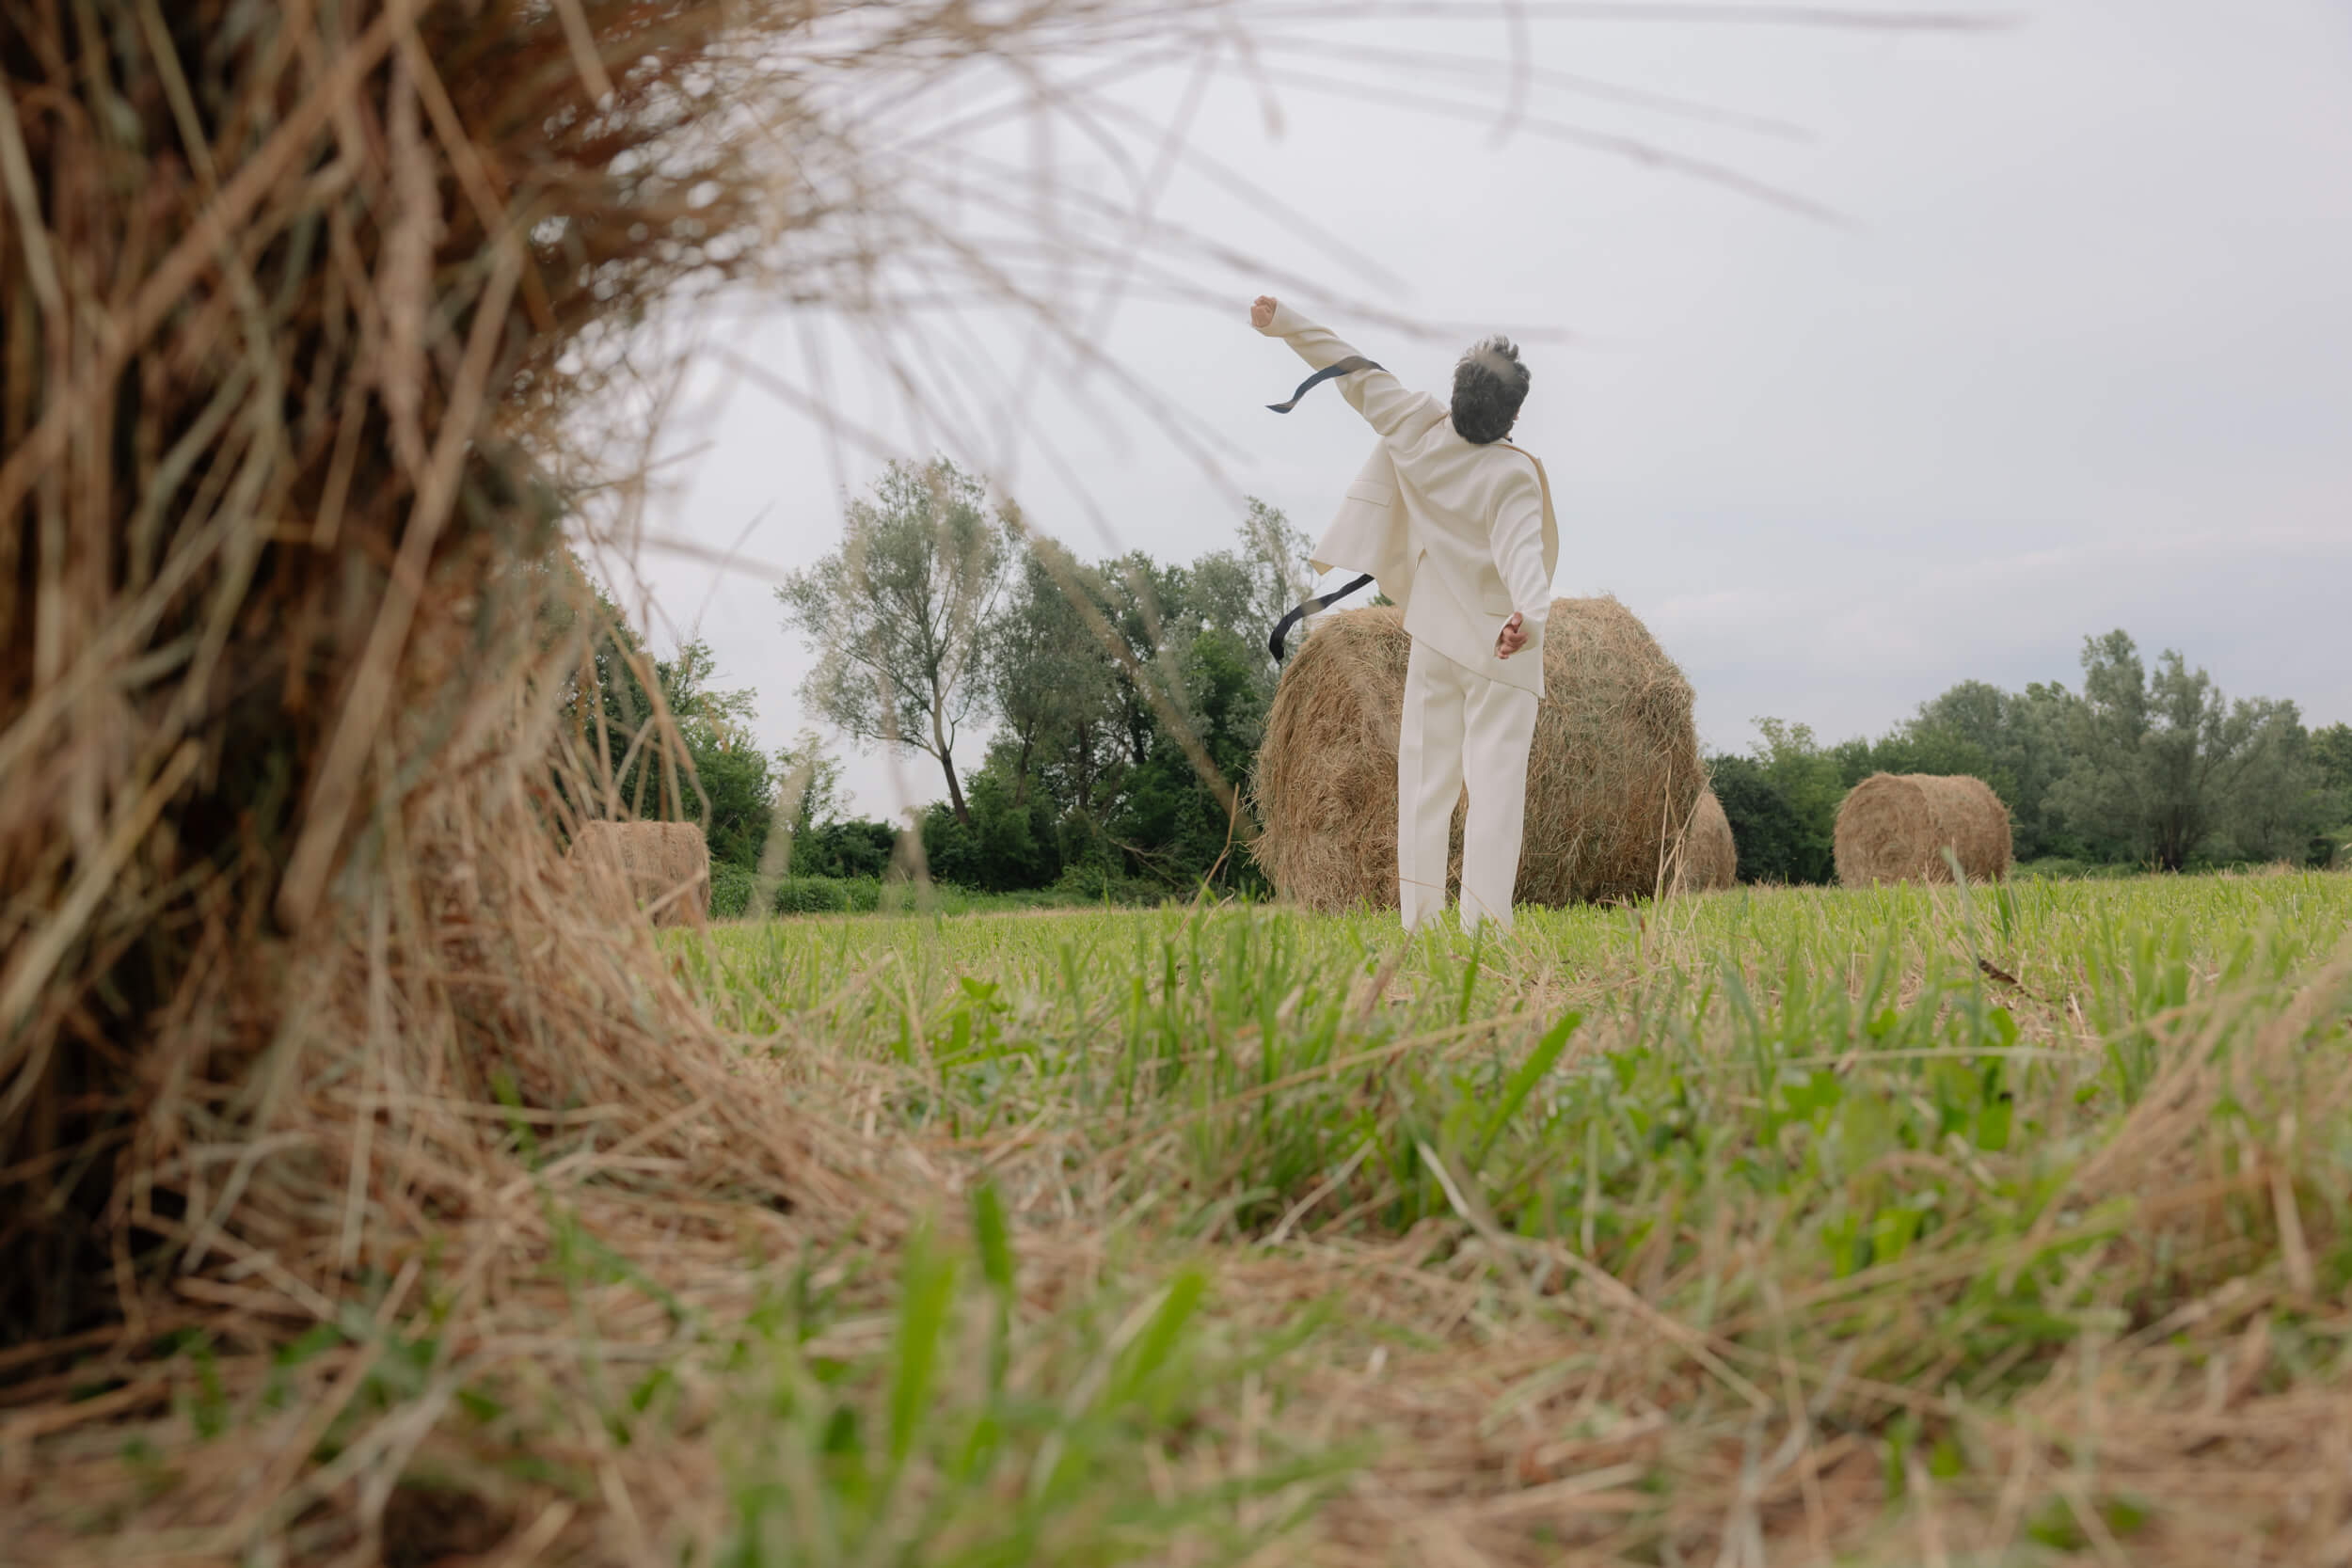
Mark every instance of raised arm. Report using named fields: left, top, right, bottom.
left=1253, top=296, right=1441, bottom=443
left=1487, top=463, right=1550, bottom=656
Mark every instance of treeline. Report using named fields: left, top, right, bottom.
left=553, top=457, right=1310, bottom=911
left=543, top=562, right=783, bottom=913
left=1711, top=634, right=2352, bottom=882
left=770, top=457, right=1308, bottom=900
left=564, top=459, right=2350, bottom=908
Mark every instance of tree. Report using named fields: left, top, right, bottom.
left=1127, top=627, right=1270, bottom=891
left=1741, top=719, right=1846, bottom=883
left=2046, top=631, right=2324, bottom=871
left=777, top=458, right=1009, bottom=824
left=772, top=729, right=846, bottom=837
left=1097, top=550, right=1195, bottom=769
left=793, top=819, right=899, bottom=880
left=1184, top=498, right=1311, bottom=689
left=1895, top=678, right=2083, bottom=860
left=654, top=641, right=774, bottom=869
left=1705, top=754, right=1815, bottom=884
left=985, top=536, right=1121, bottom=806
left=2218, top=699, right=2327, bottom=863
left=2314, top=722, right=2352, bottom=816
left=920, top=763, right=1061, bottom=892
left=2313, top=722, right=2352, bottom=866
left=552, top=562, right=773, bottom=869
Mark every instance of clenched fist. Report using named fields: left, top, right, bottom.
left=1250, top=294, right=1278, bottom=330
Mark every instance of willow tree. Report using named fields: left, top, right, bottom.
left=778, top=458, right=1009, bottom=824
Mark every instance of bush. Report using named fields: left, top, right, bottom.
left=789, top=819, right=898, bottom=880
left=709, top=862, right=755, bottom=919
left=1707, top=754, right=1828, bottom=885
left=772, top=876, right=883, bottom=915
left=1054, top=859, right=1166, bottom=906
left=2014, top=857, right=2145, bottom=881
left=920, top=769, right=1060, bottom=893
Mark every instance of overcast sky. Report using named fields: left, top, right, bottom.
left=604, top=0, right=2352, bottom=822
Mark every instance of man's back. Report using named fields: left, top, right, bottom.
left=1255, top=301, right=1555, bottom=690
left=1251, top=293, right=1555, bottom=935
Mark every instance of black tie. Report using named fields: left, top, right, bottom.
left=1265, top=356, right=1381, bottom=413
left=1268, top=573, right=1375, bottom=663
left=1263, top=353, right=1384, bottom=661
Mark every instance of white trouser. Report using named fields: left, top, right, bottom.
left=1396, top=638, right=1540, bottom=934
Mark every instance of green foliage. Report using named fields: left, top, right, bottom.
left=848, top=480, right=1308, bottom=900
left=1703, top=718, right=1860, bottom=884
left=1713, top=632, right=2328, bottom=880
left=675, top=868, right=2352, bottom=1499
left=772, top=876, right=882, bottom=915
left=689, top=721, right=779, bottom=871
left=555, top=561, right=773, bottom=872
left=710, top=863, right=757, bottom=919
left=1746, top=719, right=1849, bottom=881
left=776, top=458, right=1011, bottom=824
left=787, top=818, right=899, bottom=881
left=920, top=766, right=1061, bottom=893
left=2313, top=721, right=2352, bottom=801
left=2314, top=721, right=2352, bottom=865
left=2047, top=630, right=2328, bottom=870
left=772, top=729, right=846, bottom=838
left=715, top=1221, right=1333, bottom=1567
left=773, top=462, right=1310, bottom=900
left=760, top=875, right=1154, bottom=919
left=1114, top=628, right=1270, bottom=895
left=984, top=536, right=1122, bottom=816
left=1705, top=754, right=1819, bottom=885
left=1904, top=678, right=2083, bottom=859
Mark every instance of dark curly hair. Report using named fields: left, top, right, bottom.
left=1450, top=335, right=1530, bottom=445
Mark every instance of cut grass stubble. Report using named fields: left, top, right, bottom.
left=656, top=868, right=2352, bottom=1564
left=13, top=871, right=2349, bottom=1565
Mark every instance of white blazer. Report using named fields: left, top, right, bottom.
left=1260, top=305, right=1559, bottom=696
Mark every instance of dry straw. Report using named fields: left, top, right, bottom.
left=1250, top=597, right=1702, bottom=911
left=1833, top=771, right=2013, bottom=887
left=1669, top=788, right=1737, bottom=895
left=0, top=0, right=1248, bottom=1555
left=0, top=0, right=1248, bottom=1345
left=0, top=0, right=827, bottom=1344
left=569, top=821, right=713, bottom=927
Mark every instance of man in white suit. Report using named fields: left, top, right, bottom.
left=1251, top=293, right=1558, bottom=933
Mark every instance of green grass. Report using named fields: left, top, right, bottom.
left=738, top=871, right=1183, bottom=919
left=657, top=868, right=2352, bottom=1562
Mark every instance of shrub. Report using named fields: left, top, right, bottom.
left=772, top=876, right=885, bottom=915
left=789, top=819, right=898, bottom=880
left=1054, top=859, right=1165, bottom=906
left=920, top=769, right=1060, bottom=892
left=773, top=877, right=845, bottom=914
left=709, top=862, right=756, bottom=919
left=1707, top=754, right=1826, bottom=885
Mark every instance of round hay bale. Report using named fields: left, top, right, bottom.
left=1670, top=789, right=1738, bottom=895
left=570, top=821, right=712, bottom=927
left=1832, top=773, right=2013, bottom=887
left=1250, top=596, right=1702, bottom=911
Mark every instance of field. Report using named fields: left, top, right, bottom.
left=20, top=870, right=2350, bottom=1566
left=643, top=869, right=2352, bottom=1565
